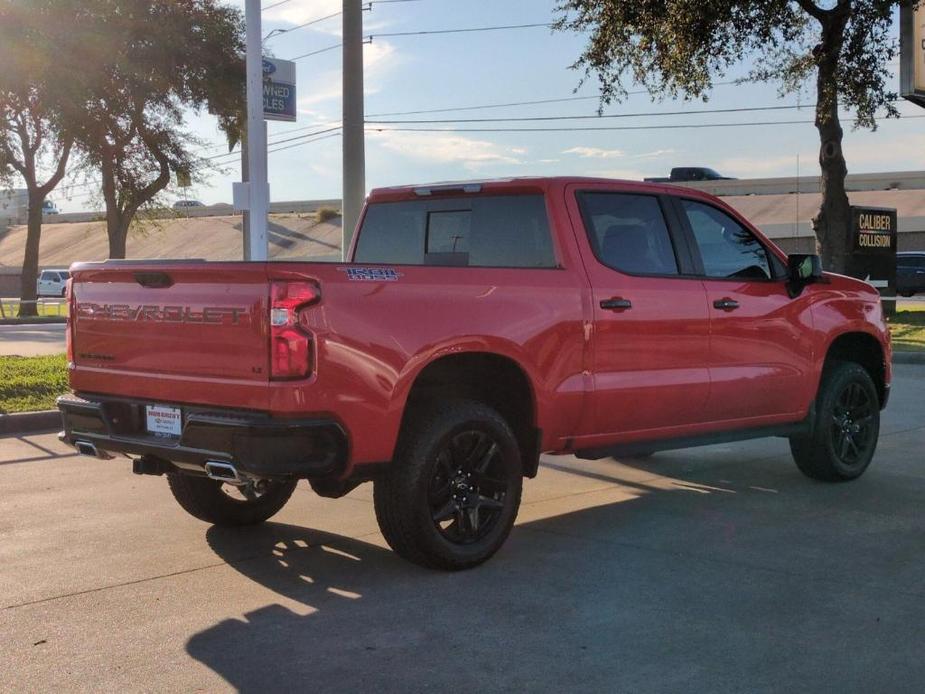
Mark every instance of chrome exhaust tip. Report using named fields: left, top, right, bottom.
left=204, top=461, right=243, bottom=485
left=74, top=440, right=113, bottom=460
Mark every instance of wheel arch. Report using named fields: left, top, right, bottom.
left=823, top=331, right=887, bottom=407
left=398, top=350, right=542, bottom=478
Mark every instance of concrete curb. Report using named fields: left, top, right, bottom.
left=894, top=351, right=925, bottom=365
left=0, top=410, right=61, bottom=436
left=0, top=317, right=67, bottom=325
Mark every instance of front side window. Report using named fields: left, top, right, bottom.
left=354, top=195, right=556, bottom=268
left=681, top=199, right=774, bottom=280
left=578, top=192, right=680, bottom=276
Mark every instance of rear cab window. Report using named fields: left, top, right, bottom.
left=353, top=195, right=558, bottom=268
left=576, top=192, right=681, bottom=276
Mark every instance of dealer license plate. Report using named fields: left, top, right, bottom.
left=146, top=405, right=182, bottom=437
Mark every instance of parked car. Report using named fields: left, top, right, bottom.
left=173, top=199, right=205, bottom=210
left=41, top=200, right=59, bottom=216
left=644, top=167, right=735, bottom=183
left=897, top=251, right=925, bottom=297
left=58, top=177, right=891, bottom=570
left=36, top=268, right=70, bottom=297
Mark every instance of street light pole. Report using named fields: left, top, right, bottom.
left=245, top=0, right=268, bottom=261
left=342, top=0, right=366, bottom=259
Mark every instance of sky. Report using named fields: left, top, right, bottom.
left=55, top=0, right=925, bottom=211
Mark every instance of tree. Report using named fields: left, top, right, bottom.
left=68, top=0, right=244, bottom=258
left=0, top=1, right=74, bottom=316
left=554, top=1, right=918, bottom=275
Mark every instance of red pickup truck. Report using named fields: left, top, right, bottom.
left=58, top=177, right=891, bottom=570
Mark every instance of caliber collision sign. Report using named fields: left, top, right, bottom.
left=849, top=206, right=898, bottom=314
left=854, top=208, right=896, bottom=253
left=263, top=57, right=297, bottom=122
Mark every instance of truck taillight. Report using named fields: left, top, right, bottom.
left=65, top=278, right=74, bottom=364
left=269, top=281, right=320, bottom=380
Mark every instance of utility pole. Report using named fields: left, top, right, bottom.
left=244, top=0, right=268, bottom=261
left=241, top=128, right=250, bottom=259
left=342, top=0, right=366, bottom=258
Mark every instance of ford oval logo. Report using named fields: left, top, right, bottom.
left=262, top=59, right=276, bottom=76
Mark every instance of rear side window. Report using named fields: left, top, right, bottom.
left=681, top=199, right=776, bottom=280
left=577, top=192, right=680, bottom=275
left=353, top=195, right=557, bottom=268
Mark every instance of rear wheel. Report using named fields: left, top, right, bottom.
left=167, top=473, right=297, bottom=526
left=790, top=361, right=880, bottom=481
left=374, top=400, right=523, bottom=570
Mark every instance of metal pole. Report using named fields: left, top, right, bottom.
left=245, top=0, right=268, bottom=261
left=342, top=0, right=366, bottom=259
left=241, top=128, right=251, bottom=260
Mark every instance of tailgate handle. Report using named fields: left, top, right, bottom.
left=133, top=272, right=174, bottom=289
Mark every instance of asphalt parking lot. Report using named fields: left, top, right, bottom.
left=2, top=365, right=924, bottom=692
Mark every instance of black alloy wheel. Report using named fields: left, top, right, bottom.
left=830, top=380, right=877, bottom=467
left=429, top=430, right=509, bottom=545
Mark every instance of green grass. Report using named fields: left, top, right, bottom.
left=889, top=305, right=925, bottom=353
left=0, top=299, right=68, bottom=320
left=0, top=354, right=69, bottom=414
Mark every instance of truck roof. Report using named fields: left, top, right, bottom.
left=367, top=176, right=713, bottom=204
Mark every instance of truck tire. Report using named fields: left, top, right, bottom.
left=167, top=473, right=297, bottom=526
left=789, top=361, right=880, bottom=482
left=374, top=400, right=523, bottom=570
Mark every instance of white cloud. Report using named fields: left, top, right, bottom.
left=632, top=148, right=676, bottom=160
left=294, top=40, right=397, bottom=110
left=369, top=131, right=524, bottom=170
left=563, top=146, right=626, bottom=159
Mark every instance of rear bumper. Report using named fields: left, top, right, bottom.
left=57, top=393, right=348, bottom=479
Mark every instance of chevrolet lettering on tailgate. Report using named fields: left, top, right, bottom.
left=76, top=303, right=247, bottom=324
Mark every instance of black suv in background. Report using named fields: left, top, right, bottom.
left=897, top=252, right=925, bottom=297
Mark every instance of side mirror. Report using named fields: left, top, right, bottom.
left=787, top=254, right=824, bottom=297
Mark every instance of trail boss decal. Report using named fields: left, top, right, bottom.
left=338, top=267, right=403, bottom=282
left=76, top=304, right=247, bottom=325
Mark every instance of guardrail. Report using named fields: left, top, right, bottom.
left=0, top=298, right=68, bottom=319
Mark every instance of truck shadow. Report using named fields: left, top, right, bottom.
left=184, top=450, right=921, bottom=691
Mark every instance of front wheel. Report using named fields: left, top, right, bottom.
left=374, top=400, right=523, bottom=570
left=167, top=473, right=297, bottom=526
left=790, top=361, right=880, bottom=481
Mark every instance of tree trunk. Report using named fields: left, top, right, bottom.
left=107, top=213, right=129, bottom=259
left=811, top=11, right=852, bottom=275
left=17, top=193, right=43, bottom=318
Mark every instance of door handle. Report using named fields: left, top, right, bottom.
left=600, top=297, right=632, bottom=311
left=713, top=298, right=740, bottom=311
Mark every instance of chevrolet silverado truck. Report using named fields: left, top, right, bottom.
left=58, top=177, right=892, bottom=570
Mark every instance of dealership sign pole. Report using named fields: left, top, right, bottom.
left=242, top=0, right=269, bottom=261
left=901, top=1, right=925, bottom=107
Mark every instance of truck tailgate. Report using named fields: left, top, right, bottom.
left=70, top=262, right=270, bottom=398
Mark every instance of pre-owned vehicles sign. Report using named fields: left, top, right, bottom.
left=262, top=58, right=297, bottom=122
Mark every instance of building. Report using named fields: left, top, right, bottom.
left=0, top=189, right=28, bottom=227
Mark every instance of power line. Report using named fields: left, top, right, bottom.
left=367, top=103, right=814, bottom=125
left=288, top=22, right=552, bottom=61
left=203, top=125, right=342, bottom=165
left=369, top=22, right=552, bottom=39
left=290, top=42, right=349, bottom=61
left=265, top=10, right=342, bottom=41
left=262, top=0, right=293, bottom=11
left=366, top=115, right=925, bottom=134
left=268, top=131, right=342, bottom=154
left=365, top=83, right=742, bottom=117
